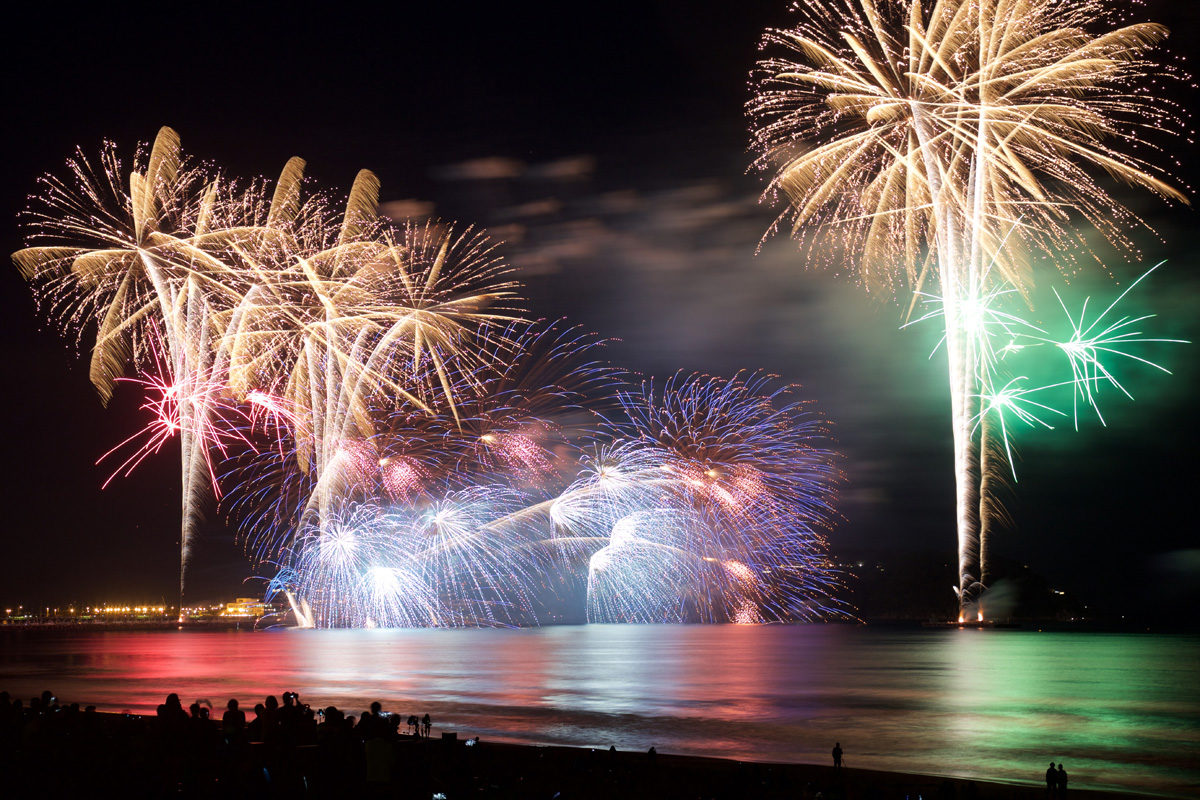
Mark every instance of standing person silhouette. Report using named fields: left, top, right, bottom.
left=422, top=713, right=431, bottom=737
left=1057, top=764, right=1068, bottom=796
left=832, top=742, right=843, bottom=769
left=1045, top=762, right=1057, bottom=795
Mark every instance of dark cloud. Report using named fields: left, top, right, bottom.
left=527, top=156, right=596, bottom=182
left=378, top=199, right=435, bottom=222
left=434, top=157, right=526, bottom=182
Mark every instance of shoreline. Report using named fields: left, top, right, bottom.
left=422, top=737, right=1180, bottom=800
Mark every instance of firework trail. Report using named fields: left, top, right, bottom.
left=97, top=331, right=253, bottom=496
left=13, top=128, right=260, bottom=596
left=904, top=257, right=1186, bottom=607
left=221, top=190, right=525, bottom=550
left=285, top=500, right=431, bottom=628
left=274, top=484, right=560, bottom=627
left=221, top=199, right=524, bottom=451
left=585, top=508, right=705, bottom=623
left=547, top=441, right=680, bottom=567
left=906, top=261, right=1187, bottom=474
left=964, top=263, right=1188, bottom=458
left=749, top=0, right=1188, bottom=616
left=1044, top=265, right=1188, bottom=430
left=433, top=320, right=619, bottom=487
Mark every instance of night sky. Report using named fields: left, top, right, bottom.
left=2, top=1, right=1197, bottom=621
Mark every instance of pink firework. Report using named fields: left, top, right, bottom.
left=478, top=430, right=554, bottom=482
left=379, top=455, right=427, bottom=502
left=335, top=440, right=381, bottom=488
left=98, top=366, right=250, bottom=495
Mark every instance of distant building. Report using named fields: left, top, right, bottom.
left=221, top=597, right=271, bottom=618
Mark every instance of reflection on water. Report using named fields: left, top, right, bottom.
left=1, top=626, right=1196, bottom=797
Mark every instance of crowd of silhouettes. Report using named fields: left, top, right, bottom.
left=1, top=687, right=454, bottom=798
left=3, top=687, right=1036, bottom=799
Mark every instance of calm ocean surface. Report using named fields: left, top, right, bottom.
left=1, top=626, right=1196, bottom=797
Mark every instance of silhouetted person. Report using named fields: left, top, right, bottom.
left=358, top=711, right=374, bottom=741
left=247, top=703, right=267, bottom=741
left=355, top=701, right=380, bottom=739
left=1046, top=762, right=1057, bottom=795
left=422, top=712, right=431, bottom=737
left=832, top=742, right=843, bottom=769
left=407, top=714, right=419, bottom=737
left=157, top=692, right=188, bottom=745
left=159, top=692, right=185, bottom=720
left=300, top=704, right=317, bottom=743
left=223, top=698, right=246, bottom=744
left=1057, top=764, right=1068, bottom=795
left=280, top=690, right=303, bottom=730
left=262, top=695, right=280, bottom=744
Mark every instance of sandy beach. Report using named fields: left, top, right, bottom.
left=0, top=702, right=1175, bottom=799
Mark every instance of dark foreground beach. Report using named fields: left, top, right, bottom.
left=0, top=689, right=1173, bottom=799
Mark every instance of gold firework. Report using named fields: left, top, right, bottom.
left=14, top=127, right=251, bottom=402
left=12, top=127, right=525, bottom=597
left=220, top=172, right=525, bottom=470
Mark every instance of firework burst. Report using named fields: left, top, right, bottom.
left=14, top=127, right=851, bottom=628
left=750, top=0, right=1189, bottom=614
left=553, top=372, right=845, bottom=623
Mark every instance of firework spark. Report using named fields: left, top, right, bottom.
left=970, top=265, right=1186, bottom=467
left=234, top=363, right=846, bottom=627
left=1046, top=265, right=1188, bottom=428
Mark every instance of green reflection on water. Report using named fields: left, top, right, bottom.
left=935, top=631, right=1198, bottom=793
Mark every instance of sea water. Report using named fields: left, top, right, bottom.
left=1, top=625, right=1195, bottom=797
